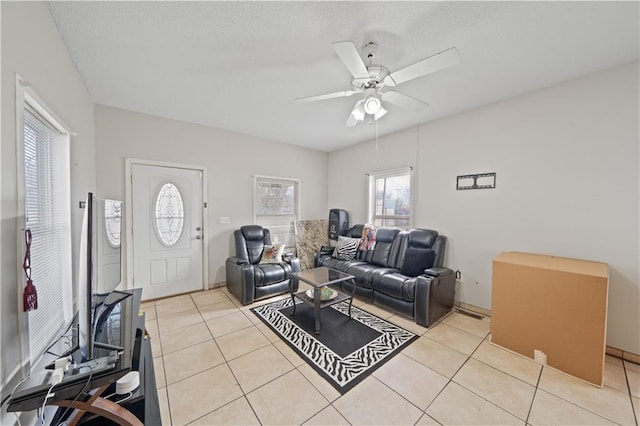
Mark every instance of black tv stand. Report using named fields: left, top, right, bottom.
left=6, top=289, right=160, bottom=425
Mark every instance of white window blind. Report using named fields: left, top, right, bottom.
left=23, top=104, right=73, bottom=364
left=368, top=167, right=413, bottom=230
left=254, top=176, right=299, bottom=253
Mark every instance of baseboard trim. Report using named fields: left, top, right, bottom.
left=455, top=302, right=491, bottom=318
left=456, top=301, right=639, bottom=364
left=606, top=346, right=640, bottom=364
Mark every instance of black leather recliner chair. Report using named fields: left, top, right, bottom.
left=226, top=225, right=300, bottom=305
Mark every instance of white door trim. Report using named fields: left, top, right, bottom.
left=124, top=157, right=209, bottom=292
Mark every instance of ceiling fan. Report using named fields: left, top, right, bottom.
left=296, top=41, right=461, bottom=127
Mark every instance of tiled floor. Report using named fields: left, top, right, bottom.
left=140, top=286, right=639, bottom=425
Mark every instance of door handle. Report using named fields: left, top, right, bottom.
left=195, top=235, right=202, bottom=240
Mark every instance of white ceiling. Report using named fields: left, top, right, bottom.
left=47, top=1, right=639, bottom=152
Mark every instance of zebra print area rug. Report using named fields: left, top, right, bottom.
left=251, top=298, right=418, bottom=394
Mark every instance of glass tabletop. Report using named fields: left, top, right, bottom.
left=292, top=267, right=354, bottom=288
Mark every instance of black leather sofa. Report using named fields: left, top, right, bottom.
left=314, top=224, right=454, bottom=327
left=226, top=225, right=300, bottom=305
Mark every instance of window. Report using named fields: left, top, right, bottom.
left=368, top=167, right=413, bottom=230
left=253, top=176, right=300, bottom=253
left=154, top=182, right=185, bottom=247
left=20, top=90, right=73, bottom=365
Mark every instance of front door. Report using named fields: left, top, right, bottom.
left=131, top=163, right=204, bottom=300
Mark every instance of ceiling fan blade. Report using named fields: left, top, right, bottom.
left=386, top=47, right=461, bottom=86
left=382, top=91, right=430, bottom=110
left=295, top=89, right=358, bottom=103
left=332, top=41, right=370, bottom=79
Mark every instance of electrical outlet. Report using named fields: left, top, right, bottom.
left=219, top=216, right=229, bottom=224
left=455, top=270, right=463, bottom=286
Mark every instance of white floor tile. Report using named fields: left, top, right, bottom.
left=152, top=295, right=637, bottom=426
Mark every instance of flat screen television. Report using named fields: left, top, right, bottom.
left=78, top=192, right=130, bottom=361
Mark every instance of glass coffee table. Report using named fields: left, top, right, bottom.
left=290, top=266, right=356, bottom=335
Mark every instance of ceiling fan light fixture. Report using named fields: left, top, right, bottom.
left=363, top=95, right=382, bottom=115
left=350, top=100, right=366, bottom=121
left=374, top=105, right=387, bottom=120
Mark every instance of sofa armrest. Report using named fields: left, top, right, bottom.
left=414, top=269, right=455, bottom=327
left=423, top=266, right=453, bottom=278
left=228, top=256, right=250, bottom=266
left=225, top=258, right=256, bottom=305
left=283, top=254, right=301, bottom=272
left=313, top=246, right=334, bottom=268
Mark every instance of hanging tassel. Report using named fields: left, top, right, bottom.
left=23, top=229, right=38, bottom=312
left=24, top=279, right=38, bottom=311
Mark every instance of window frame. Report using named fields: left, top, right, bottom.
left=367, top=166, right=414, bottom=230
left=252, top=175, right=301, bottom=253
left=15, top=75, right=73, bottom=369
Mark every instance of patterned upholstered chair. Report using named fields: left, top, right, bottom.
left=226, top=225, right=300, bottom=305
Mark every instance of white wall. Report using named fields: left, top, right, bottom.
left=1, top=0, right=95, bottom=391
left=95, top=105, right=329, bottom=286
left=328, top=61, right=639, bottom=354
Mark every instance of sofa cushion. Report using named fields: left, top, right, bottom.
left=345, top=224, right=364, bottom=239
left=240, top=225, right=270, bottom=264
left=374, top=273, right=416, bottom=302
left=345, top=263, right=384, bottom=289
left=320, top=257, right=365, bottom=273
left=332, top=236, right=360, bottom=261
left=399, top=247, right=436, bottom=277
left=409, top=229, right=438, bottom=248
left=254, top=263, right=290, bottom=287
left=370, top=228, right=401, bottom=267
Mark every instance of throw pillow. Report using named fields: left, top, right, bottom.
left=332, top=236, right=360, bottom=261
left=359, top=223, right=377, bottom=251
left=259, top=243, right=286, bottom=264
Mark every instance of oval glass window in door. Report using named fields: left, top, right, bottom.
left=104, top=199, right=122, bottom=248
left=154, top=183, right=185, bottom=247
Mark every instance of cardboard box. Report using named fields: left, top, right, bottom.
left=491, top=251, right=609, bottom=386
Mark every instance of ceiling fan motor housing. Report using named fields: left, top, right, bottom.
left=352, top=65, right=390, bottom=90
